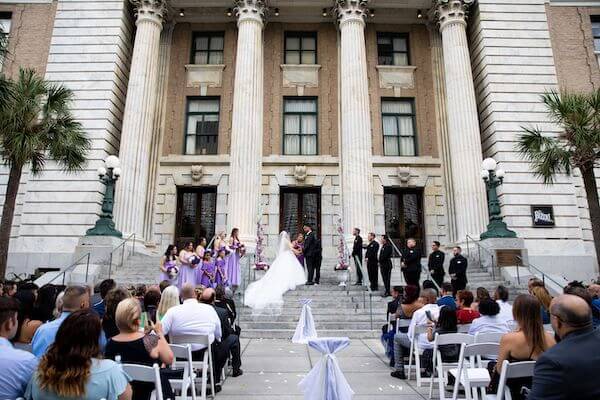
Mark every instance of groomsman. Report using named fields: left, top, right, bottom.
left=428, top=241, right=445, bottom=288
left=364, top=233, right=379, bottom=291
left=352, top=228, right=364, bottom=285
left=400, top=238, right=422, bottom=287
left=379, top=235, right=393, bottom=297
left=303, top=224, right=321, bottom=285
left=449, top=246, right=468, bottom=296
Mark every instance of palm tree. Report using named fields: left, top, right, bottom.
left=517, top=89, right=600, bottom=265
left=0, top=68, right=90, bottom=278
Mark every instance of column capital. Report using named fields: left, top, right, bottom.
left=234, top=0, right=267, bottom=26
left=433, top=0, right=475, bottom=32
left=334, top=0, right=370, bottom=28
left=130, top=0, right=168, bottom=27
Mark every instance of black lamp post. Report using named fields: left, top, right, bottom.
left=86, top=155, right=123, bottom=238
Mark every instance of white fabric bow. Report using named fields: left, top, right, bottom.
left=292, top=299, right=317, bottom=344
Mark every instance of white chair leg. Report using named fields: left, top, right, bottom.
left=407, top=341, right=414, bottom=380
left=201, top=353, right=208, bottom=400
left=415, top=350, right=422, bottom=387
left=428, top=350, right=436, bottom=399
left=207, top=348, right=215, bottom=399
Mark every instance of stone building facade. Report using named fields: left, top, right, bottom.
left=0, top=0, right=598, bottom=278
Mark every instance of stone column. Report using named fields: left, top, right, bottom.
left=335, top=0, right=375, bottom=239
left=115, top=0, right=166, bottom=240
left=434, top=0, right=488, bottom=241
left=228, top=0, right=266, bottom=245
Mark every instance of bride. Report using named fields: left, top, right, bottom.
left=244, top=231, right=306, bottom=311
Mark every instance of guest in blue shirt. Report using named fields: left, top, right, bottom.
left=0, top=296, right=38, bottom=399
left=32, top=285, right=106, bottom=357
left=92, top=279, right=116, bottom=319
left=437, top=282, right=457, bottom=311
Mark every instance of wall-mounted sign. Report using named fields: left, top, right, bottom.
left=531, top=205, right=555, bottom=227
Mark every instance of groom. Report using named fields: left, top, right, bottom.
left=303, top=224, right=322, bottom=285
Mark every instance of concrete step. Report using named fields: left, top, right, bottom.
left=240, top=321, right=379, bottom=330
left=241, top=329, right=380, bottom=339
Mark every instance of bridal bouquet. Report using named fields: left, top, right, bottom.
left=167, top=265, right=179, bottom=280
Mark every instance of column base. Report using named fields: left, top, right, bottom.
left=480, top=220, right=517, bottom=240
left=86, top=216, right=122, bottom=238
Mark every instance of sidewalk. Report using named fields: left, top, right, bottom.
left=218, top=338, right=429, bottom=399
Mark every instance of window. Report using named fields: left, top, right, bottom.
left=191, top=32, right=224, bottom=64
left=377, top=33, right=409, bottom=66
left=284, top=32, right=317, bottom=64
left=0, top=12, right=11, bottom=70
left=185, top=98, right=220, bottom=155
left=283, top=98, right=318, bottom=155
left=382, top=99, right=417, bottom=156
left=592, top=17, right=600, bottom=52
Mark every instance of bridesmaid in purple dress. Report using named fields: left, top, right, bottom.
left=226, top=228, right=244, bottom=288
left=292, top=233, right=305, bottom=269
left=159, top=244, right=179, bottom=285
left=199, top=253, right=216, bottom=288
left=178, top=242, right=197, bottom=288
left=214, top=249, right=228, bottom=287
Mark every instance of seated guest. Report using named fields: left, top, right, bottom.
left=31, top=285, right=101, bottom=357
left=102, top=287, right=132, bottom=339
left=105, top=298, right=174, bottom=400
left=588, top=283, right=600, bottom=327
left=13, top=289, right=43, bottom=344
left=437, top=283, right=457, bottom=311
left=422, top=279, right=439, bottom=296
left=215, top=285, right=239, bottom=335
left=456, top=290, right=480, bottom=324
left=159, top=283, right=224, bottom=392
left=394, top=285, right=423, bottom=321
left=159, top=280, right=170, bottom=293
left=422, top=306, right=459, bottom=376
left=528, top=277, right=545, bottom=294
left=32, top=284, right=60, bottom=323
left=531, top=286, right=552, bottom=324
left=200, top=288, right=243, bottom=377
left=26, top=310, right=131, bottom=400
left=92, top=279, right=116, bottom=318
left=0, top=297, right=38, bottom=399
left=471, top=287, right=490, bottom=311
left=529, top=294, right=600, bottom=400
left=563, top=281, right=593, bottom=304
left=52, top=291, right=64, bottom=320
left=156, top=285, right=180, bottom=321
left=3, top=280, right=17, bottom=297
left=494, top=285, right=514, bottom=324
left=387, top=286, right=404, bottom=315
left=468, top=298, right=511, bottom=335
left=391, top=289, right=440, bottom=379
left=489, top=295, right=555, bottom=399
left=143, top=289, right=161, bottom=324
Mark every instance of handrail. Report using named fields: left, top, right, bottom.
left=107, top=233, right=136, bottom=279
left=515, top=255, right=565, bottom=288
left=388, top=240, right=442, bottom=294
left=342, top=239, right=374, bottom=330
left=465, top=234, right=497, bottom=281
left=47, top=253, right=91, bottom=285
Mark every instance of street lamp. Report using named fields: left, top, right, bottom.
left=480, top=158, right=516, bottom=239
left=86, top=155, right=123, bottom=238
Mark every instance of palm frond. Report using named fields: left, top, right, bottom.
left=517, top=126, right=572, bottom=184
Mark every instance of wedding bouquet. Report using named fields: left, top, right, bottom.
left=167, top=265, right=179, bottom=280
left=188, top=255, right=201, bottom=266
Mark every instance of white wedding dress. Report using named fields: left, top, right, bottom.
left=244, top=231, right=306, bottom=312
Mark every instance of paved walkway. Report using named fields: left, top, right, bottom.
left=218, top=338, right=430, bottom=400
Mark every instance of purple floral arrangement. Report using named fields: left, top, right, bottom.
left=334, top=217, right=350, bottom=271
left=167, top=265, right=179, bottom=280
left=254, top=221, right=269, bottom=271
left=188, top=254, right=201, bottom=266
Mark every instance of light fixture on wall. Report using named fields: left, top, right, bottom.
left=322, top=8, right=328, bottom=17
left=179, top=9, right=185, bottom=17
left=226, top=8, right=233, bottom=17
left=369, top=9, right=375, bottom=18
left=274, top=8, right=280, bottom=16
left=417, top=9, right=423, bottom=19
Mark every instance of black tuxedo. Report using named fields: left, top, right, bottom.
left=304, top=230, right=322, bottom=283
left=379, top=242, right=393, bottom=294
left=365, top=240, right=380, bottom=290
left=448, top=254, right=467, bottom=296
left=401, top=246, right=422, bottom=287
left=352, top=235, right=364, bottom=283
left=211, top=305, right=241, bottom=376
left=428, top=250, right=445, bottom=288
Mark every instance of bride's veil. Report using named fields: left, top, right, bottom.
left=277, top=231, right=292, bottom=256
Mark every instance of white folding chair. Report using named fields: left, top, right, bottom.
left=429, top=333, right=474, bottom=399
left=449, top=342, right=500, bottom=400
left=170, top=333, right=216, bottom=400
left=396, top=318, right=411, bottom=334
left=169, top=344, right=197, bottom=400
left=484, top=360, right=535, bottom=400
left=474, top=332, right=504, bottom=344
left=409, top=325, right=432, bottom=387
left=122, top=363, right=163, bottom=400
left=457, top=324, right=472, bottom=333
left=387, top=313, right=394, bottom=332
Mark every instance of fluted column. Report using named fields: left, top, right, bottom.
left=228, top=0, right=266, bottom=245
left=434, top=0, right=488, bottom=241
left=335, top=0, right=375, bottom=238
left=115, top=0, right=166, bottom=239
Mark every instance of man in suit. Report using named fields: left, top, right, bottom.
left=400, top=238, right=421, bottom=287
left=352, top=228, right=364, bottom=285
left=448, top=246, right=467, bottom=297
left=428, top=241, right=445, bottom=288
left=379, top=235, right=394, bottom=297
left=303, top=224, right=321, bottom=285
left=364, top=232, right=379, bottom=291
left=529, top=294, right=600, bottom=400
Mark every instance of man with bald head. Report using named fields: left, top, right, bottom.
left=529, top=294, right=600, bottom=400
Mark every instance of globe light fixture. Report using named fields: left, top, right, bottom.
left=481, top=157, right=497, bottom=172
left=86, top=155, right=122, bottom=238
left=480, top=159, right=516, bottom=239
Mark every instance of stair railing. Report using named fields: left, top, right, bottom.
left=465, top=235, right=497, bottom=281
left=47, top=253, right=91, bottom=285
left=514, top=255, right=565, bottom=288
left=343, top=240, right=374, bottom=330
left=107, top=233, right=136, bottom=279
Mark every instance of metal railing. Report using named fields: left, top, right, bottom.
left=107, top=233, right=136, bottom=279
left=514, top=255, right=565, bottom=288
left=47, top=253, right=91, bottom=285
left=465, top=234, right=497, bottom=281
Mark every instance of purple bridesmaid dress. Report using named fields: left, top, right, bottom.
left=178, top=250, right=197, bottom=288
left=215, top=258, right=227, bottom=286
left=226, top=241, right=241, bottom=286
left=160, top=259, right=178, bottom=286
left=199, top=261, right=216, bottom=288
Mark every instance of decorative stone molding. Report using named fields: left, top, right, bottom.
left=334, top=0, right=370, bottom=26
left=433, top=0, right=473, bottom=31
left=191, top=165, right=203, bottom=181
left=281, top=64, right=321, bottom=96
left=234, top=0, right=267, bottom=25
left=293, top=165, right=307, bottom=182
left=397, top=166, right=411, bottom=184
left=185, top=64, right=226, bottom=94
left=130, top=0, right=168, bottom=27
left=376, top=65, right=417, bottom=97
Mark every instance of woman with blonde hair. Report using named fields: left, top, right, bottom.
left=26, top=310, right=131, bottom=400
left=530, top=285, right=553, bottom=324
left=157, top=285, right=180, bottom=321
